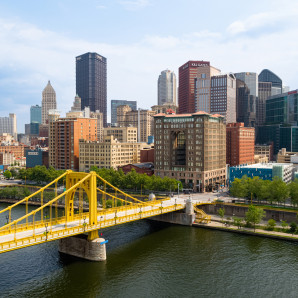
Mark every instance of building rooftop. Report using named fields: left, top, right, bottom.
left=232, top=163, right=293, bottom=169
left=154, top=111, right=224, bottom=118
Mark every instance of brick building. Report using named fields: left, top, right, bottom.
left=119, top=163, right=154, bottom=176
left=0, top=144, right=26, bottom=159
left=226, top=123, right=255, bottom=166
left=154, top=111, right=226, bottom=192
left=140, top=147, right=154, bottom=163
left=49, top=117, right=97, bottom=170
left=178, top=61, right=215, bottom=114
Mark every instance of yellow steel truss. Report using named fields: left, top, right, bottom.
left=0, top=171, right=183, bottom=253
left=193, top=203, right=213, bottom=224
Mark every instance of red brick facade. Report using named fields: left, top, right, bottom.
left=119, top=164, right=154, bottom=176
left=140, top=148, right=154, bottom=163
left=226, top=123, right=255, bottom=166
left=178, top=61, right=210, bottom=114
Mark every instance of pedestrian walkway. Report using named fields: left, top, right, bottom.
left=194, top=216, right=298, bottom=241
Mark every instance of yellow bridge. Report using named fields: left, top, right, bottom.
left=0, top=171, right=188, bottom=254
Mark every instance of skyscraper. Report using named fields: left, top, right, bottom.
left=42, top=81, right=57, bottom=124
left=235, top=72, right=258, bottom=127
left=111, top=100, right=137, bottom=125
left=178, top=61, right=212, bottom=114
left=259, top=69, right=282, bottom=95
left=76, top=52, right=107, bottom=127
left=158, top=70, right=177, bottom=106
left=257, top=82, right=272, bottom=126
left=257, top=69, right=282, bottom=126
left=194, top=64, right=221, bottom=113
left=210, top=74, right=237, bottom=124
left=30, top=105, right=42, bottom=124
left=0, top=113, right=17, bottom=139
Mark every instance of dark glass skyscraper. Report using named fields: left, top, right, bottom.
left=76, top=52, right=107, bottom=126
left=259, top=69, right=282, bottom=93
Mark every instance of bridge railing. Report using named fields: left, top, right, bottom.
left=0, top=173, right=91, bottom=236
left=0, top=171, right=68, bottom=225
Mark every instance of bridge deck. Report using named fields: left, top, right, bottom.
left=0, top=198, right=186, bottom=253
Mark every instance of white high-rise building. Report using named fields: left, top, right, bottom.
left=42, top=81, right=57, bottom=124
left=0, top=113, right=17, bottom=139
left=157, top=70, right=177, bottom=106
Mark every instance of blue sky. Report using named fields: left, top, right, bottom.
left=0, top=0, right=298, bottom=132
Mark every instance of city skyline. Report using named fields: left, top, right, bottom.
left=0, top=0, right=298, bottom=132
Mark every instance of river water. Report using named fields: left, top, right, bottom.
left=0, top=203, right=297, bottom=298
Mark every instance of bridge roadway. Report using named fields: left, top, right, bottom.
left=0, top=197, right=187, bottom=253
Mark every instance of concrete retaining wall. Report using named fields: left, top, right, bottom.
left=202, top=204, right=298, bottom=223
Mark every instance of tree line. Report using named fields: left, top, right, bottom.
left=230, top=176, right=298, bottom=206
left=90, top=166, right=182, bottom=192
left=6, top=165, right=182, bottom=192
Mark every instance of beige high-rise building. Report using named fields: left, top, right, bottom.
left=42, top=81, right=57, bottom=124
left=154, top=112, right=226, bottom=192
left=195, top=65, right=221, bottom=113
left=90, top=110, right=104, bottom=142
left=0, top=113, right=17, bottom=140
left=210, top=74, right=237, bottom=124
left=79, top=136, right=148, bottom=171
left=104, top=127, right=137, bottom=143
left=257, top=82, right=272, bottom=125
left=151, top=103, right=177, bottom=114
left=117, top=105, right=155, bottom=143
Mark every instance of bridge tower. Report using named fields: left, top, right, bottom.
left=59, top=171, right=106, bottom=261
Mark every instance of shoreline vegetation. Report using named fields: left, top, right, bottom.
left=194, top=220, right=298, bottom=242
left=200, top=205, right=298, bottom=242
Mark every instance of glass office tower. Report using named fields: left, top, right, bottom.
left=76, top=52, right=107, bottom=126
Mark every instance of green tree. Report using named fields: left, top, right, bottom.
left=10, top=168, right=18, bottom=178
left=258, top=180, right=271, bottom=203
left=106, top=199, right=113, bottom=208
left=218, top=208, right=225, bottom=225
left=288, top=180, right=298, bottom=207
left=233, top=217, right=243, bottom=229
left=281, top=220, right=288, bottom=231
left=289, top=222, right=297, bottom=235
left=266, top=219, right=276, bottom=231
left=22, top=187, right=31, bottom=198
left=4, top=170, right=12, bottom=179
left=269, top=177, right=289, bottom=205
left=245, top=205, right=265, bottom=232
left=230, top=177, right=248, bottom=198
left=247, top=177, right=262, bottom=201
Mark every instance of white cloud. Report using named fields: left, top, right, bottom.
left=1, top=6, right=298, bottom=132
left=227, top=4, right=298, bottom=36
left=227, top=12, right=276, bottom=35
left=119, top=0, right=150, bottom=11
left=142, top=35, right=180, bottom=49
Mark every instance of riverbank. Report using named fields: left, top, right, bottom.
left=193, top=220, right=298, bottom=242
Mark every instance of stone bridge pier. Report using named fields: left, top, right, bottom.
left=149, top=198, right=195, bottom=226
